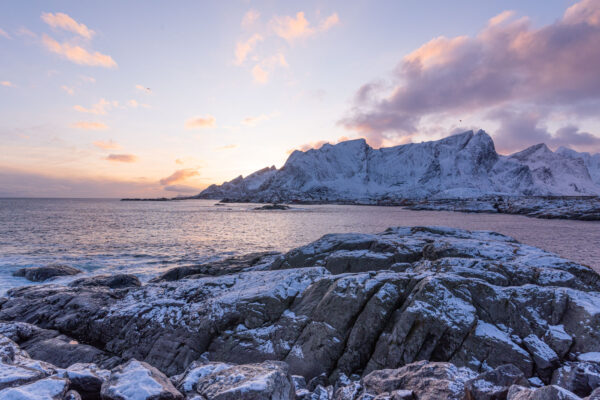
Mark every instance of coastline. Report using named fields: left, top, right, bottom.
left=120, top=195, right=600, bottom=221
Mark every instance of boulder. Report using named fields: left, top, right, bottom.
left=0, top=376, right=70, bottom=399
left=13, top=264, right=81, bottom=282
left=100, top=359, right=183, bottom=400
left=57, top=363, right=110, bottom=400
left=464, top=364, right=530, bottom=399
left=361, top=361, right=477, bottom=400
left=292, top=374, right=307, bottom=392
left=552, top=362, right=600, bottom=397
left=69, top=274, right=141, bottom=289
left=0, top=333, right=29, bottom=364
left=0, top=361, right=46, bottom=390
left=0, top=321, right=120, bottom=370
left=172, top=361, right=233, bottom=397
left=543, top=325, right=573, bottom=359
left=310, top=384, right=333, bottom=399
left=333, top=381, right=362, bottom=400
left=150, top=251, right=283, bottom=282
left=506, top=384, right=581, bottom=399
left=578, top=353, right=600, bottom=363
left=588, top=387, right=600, bottom=399
left=65, top=390, right=83, bottom=400
left=523, top=334, right=560, bottom=383
left=193, top=360, right=295, bottom=400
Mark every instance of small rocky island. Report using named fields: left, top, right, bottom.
left=1, top=226, right=600, bottom=399
left=254, top=203, right=291, bottom=210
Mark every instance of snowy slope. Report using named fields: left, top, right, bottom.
left=506, top=144, right=598, bottom=195
left=195, top=130, right=600, bottom=202
left=556, top=147, right=600, bottom=186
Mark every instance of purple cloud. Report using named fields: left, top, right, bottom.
left=489, top=108, right=600, bottom=153
left=340, top=0, right=600, bottom=150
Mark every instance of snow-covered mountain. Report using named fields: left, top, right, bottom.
left=556, top=146, right=600, bottom=186
left=197, top=130, right=600, bottom=202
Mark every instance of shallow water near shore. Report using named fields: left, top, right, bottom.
left=1, top=198, right=599, bottom=294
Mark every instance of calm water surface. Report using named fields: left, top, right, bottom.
left=1, top=198, right=598, bottom=293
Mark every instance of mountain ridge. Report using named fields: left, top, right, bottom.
left=196, top=130, right=600, bottom=202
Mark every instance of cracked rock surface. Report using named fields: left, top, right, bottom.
left=0, top=226, right=599, bottom=399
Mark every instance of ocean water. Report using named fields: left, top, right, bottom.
left=1, top=198, right=599, bottom=293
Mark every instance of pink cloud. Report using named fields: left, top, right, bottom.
left=105, top=154, right=137, bottom=163
left=42, top=34, right=117, bottom=68
left=270, top=11, right=339, bottom=42
left=73, top=121, right=108, bottom=130
left=159, top=168, right=200, bottom=185
left=185, top=115, right=216, bottom=129
left=73, top=98, right=116, bottom=115
left=489, top=108, right=600, bottom=154
left=234, top=33, right=263, bottom=65
left=241, top=10, right=260, bottom=28
left=251, top=53, right=287, bottom=84
left=41, top=12, right=94, bottom=39
left=340, top=0, right=600, bottom=149
left=93, top=140, right=120, bottom=150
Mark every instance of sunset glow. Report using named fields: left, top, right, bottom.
left=1, top=0, right=600, bottom=197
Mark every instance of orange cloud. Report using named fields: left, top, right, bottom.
left=159, top=168, right=200, bottom=185
left=42, top=34, right=117, bottom=68
left=41, top=12, right=94, bottom=39
left=252, top=53, right=287, bottom=84
left=185, top=115, right=216, bottom=129
left=61, top=85, right=75, bottom=95
left=175, top=158, right=184, bottom=165
left=487, top=10, right=516, bottom=27
left=15, top=27, right=36, bottom=39
left=320, top=13, right=340, bottom=31
left=242, top=113, right=276, bottom=126
left=271, top=11, right=339, bottom=42
left=105, top=154, right=137, bottom=163
left=1, top=81, right=14, bottom=87
left=242, top=10, right=260, bottom=28
left=404, top=35, right=469, bottom=69
left=215, top=144, right=237, bottom=150
left=73, top=98, right=115, bottom=115
left=235, top=33, right=263, bottom=65
left=93, top=140, right=120, bottom=150
left=73, top=121, right=108, bottom=130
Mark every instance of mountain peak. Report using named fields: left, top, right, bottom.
left=510, top=143, right=552, bottom=160
left=197, top=130, right=600, bottom=200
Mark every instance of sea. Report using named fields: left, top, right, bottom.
left=1, top=198, right=599, bottom=294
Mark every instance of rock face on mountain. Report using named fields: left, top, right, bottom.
left=557, top=147, right=600, bottom=186
left=1, top=226, right=599, bottom=398
left=196, top=131, right=600, bottom=203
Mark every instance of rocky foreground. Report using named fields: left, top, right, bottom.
left=1, top=226, right=600, bottom=399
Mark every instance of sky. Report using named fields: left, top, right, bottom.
left=1, top=0, right=600, bottom=197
